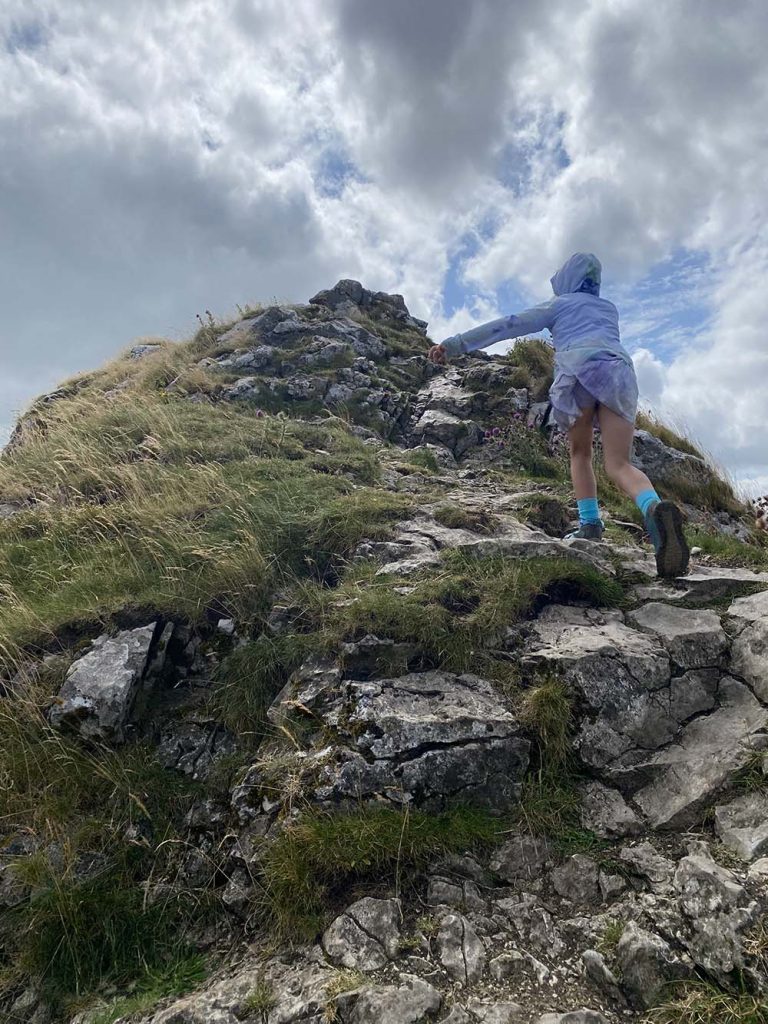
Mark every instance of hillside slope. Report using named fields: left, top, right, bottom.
left=1, top=283, right=768, bottom=1024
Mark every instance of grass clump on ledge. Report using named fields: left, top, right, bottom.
left=636, top=410, right=704, bottom=459
left=644, top=983, right=768, bottom=1024
left=309, top=552, right=625, bottom=678
left=254, top=803, right=503, bottom=940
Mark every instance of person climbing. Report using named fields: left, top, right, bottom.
left=427, top=252, right=690, bottom=578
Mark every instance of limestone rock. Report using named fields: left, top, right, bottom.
left=619, top=842, right=675, bottom=887
left=49, top=624, right=157, bottom=742
left=714, top=791, right=768, bottom=860
left=437, top=913, right=486, bottom=985
left=627, top=677, right=768, bottom=828
left=322, top=897, right=401, bottom=970
left=632, top=429, right=717, bottom=491
left=674, top=841, right=759, bottom=978
left=336, top=975, right=441, bottom=1023
left=729, top=589, right=768, bottom=702
left=155, top=720, right=236, bottom=780
left=626, top=603, right=727, bottom=670
left=410, top=408, right=482, bottom=457
left=616, top=921, right=691, bottom=1009
left=550, top=855, right=601, bottom=905
left=580, top=781, right=641, bottom=838
left=130, top=343, right=162, bottom=359
left=489, top=835, right=551, bottom=883
left=466, top=999, right=524, bottom=1022
left=314, top=670, right=530, bottom=812
left=581, top=949, right=623, bottom=1003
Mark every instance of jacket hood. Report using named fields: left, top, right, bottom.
left=550, top=252, right=602, bottom=297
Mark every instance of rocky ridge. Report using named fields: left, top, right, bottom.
left=1, top=281, right=767, bottom=1024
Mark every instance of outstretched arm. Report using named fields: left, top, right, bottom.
left=440, top=300, right=557, bottom=356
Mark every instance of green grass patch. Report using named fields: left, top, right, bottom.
left=685, top=527, right=768, bottom=568
left=88, top=955, right=207, bottom=1024
left=254, top=804, right=504, bottom=940
left=636, top=411, right=704, bottom=458
left=309, top=553, right=623, bottom=675
left=505, top=338, right=555, bottom=401
left=401, top=449, right=440, bottom=473
left=432, top=505, right=499, bottom=534
left=644, top=983, right=768, bottom=1024
left=210, top=632, right=318, bottom=736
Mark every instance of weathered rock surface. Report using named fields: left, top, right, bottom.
left=265, top=668, right=530, bottom=813
left=626, top=603, right=727, bottom=670
left=728, top=588, right=768, bottom=702
left=336, top=974, right=441, bottom=1024
left=437, top=912, right=486, bottom=984
left=616, top=921, right=691, bottom=1009
left=673, top=841, right=758, bottom=980
left=322, top=897, right=401, bottom=969
left=580, top=781, right=641, bottom=838
left=714, top=791, right=768, bottom=861
left=49, top=624, right=158, bottom=742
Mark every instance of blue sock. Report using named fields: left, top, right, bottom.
left=636, top=488, right=661, bottom=518
left=577, top=497, right=601, bottom=525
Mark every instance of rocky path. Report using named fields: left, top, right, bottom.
left=7, top=284, right=765, bottom=1024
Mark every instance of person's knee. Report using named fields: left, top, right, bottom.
left=604, top=453, right=629, bottom=481
left=569, top=439, right=592, bottom=461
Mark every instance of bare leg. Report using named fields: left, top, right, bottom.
left=597, top=404, right=654, bottom=499
left=568, top=405, right=598, bottom=499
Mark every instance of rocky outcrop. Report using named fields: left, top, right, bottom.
left=49, top=623, right=160, bottom=742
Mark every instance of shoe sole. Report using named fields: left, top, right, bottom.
left=652, top=501, right=690, bottom=578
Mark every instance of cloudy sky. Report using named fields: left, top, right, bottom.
left=2, top=0, right=767, bottom=494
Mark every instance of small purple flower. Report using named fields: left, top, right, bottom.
left=492, top=427, right=501, bottom=436
left=484, top=429, right=492, bottom=438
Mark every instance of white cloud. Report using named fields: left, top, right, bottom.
left=0, top=0, right=767, bottom=490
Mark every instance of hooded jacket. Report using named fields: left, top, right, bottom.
left=441, top=252, right=630, bottom=364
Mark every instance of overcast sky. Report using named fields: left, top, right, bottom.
left=2, top=0, right=767, bottom=494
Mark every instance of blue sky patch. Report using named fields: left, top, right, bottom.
left=5, top=20, right=48, bottom=55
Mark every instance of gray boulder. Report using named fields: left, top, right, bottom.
left=632, top=429, right=717, bottom=491
left=674, top=841, right=759, bottom=979
left=626, top=603, right=727, bottom=670
left=322, top=897, right=401, bottom=970
left=619, top=842, right=675, bottom=887
left=550, top=855, right=601, bottom=905
left=318, top=671, right=530, bottom=812
left=616, top=921, right=691, bottom=1009
left=729, top=589, right=768, bottom=702
left=489, top=835, right=551, bottom=883
left=627, top=677, right=768, bottom=828
left=580, top=781, right=641, bottom=838
left=129, top=343, right=162, bottom=359
left=437, top=913, right=485, bottom=984
left=336, top=974, right=441, bottom=1024
left=466, top=999, right=524, bottom=1022
left=49, top=624, right=157, bottom=742
left=714, top=791, right=768, bottom=861
left=410, top=408, right=483, bottom=458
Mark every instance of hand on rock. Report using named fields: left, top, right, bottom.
left=427, top=344, right=447, bottom=365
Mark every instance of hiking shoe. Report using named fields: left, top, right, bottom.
left=565, top=521, right=605, bottom=541
left=645, top=500, right=690, bottom=578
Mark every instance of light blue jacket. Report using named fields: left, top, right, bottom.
left=441, top=253, right=638, bottom=427
left=442, top=252, right=627, bottom=361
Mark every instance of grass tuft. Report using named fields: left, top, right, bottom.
left=254, top=804, right=503, bottom=940
left=644, top=983, right=768, bottom=1024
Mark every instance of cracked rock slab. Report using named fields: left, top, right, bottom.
left=316, top=670, right=530, bottom=811
left=622, top=677, right=768, bottom=828
left=616, top=921, right=692, bottom=1009
left=437, top=912, right=486, bottom=985
left=728, top=589, right=768, bottom=702
left=322, top=897, right=401, bottom=970
left=524, top=606, right=675, bottom=768
left=627, top=603, right=727, bottom=670
left=49, top=624, right=157, bottom=742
